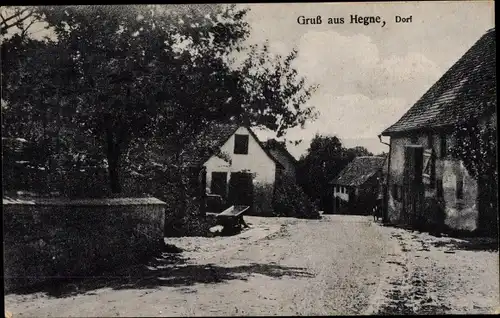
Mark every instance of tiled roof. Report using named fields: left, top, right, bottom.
left=182, top=122, right=283, bottom=168
left=182, top=122, right=241, bottom=167
left=382, top=28, right=496, bottom=135
left=331, top=156, right=385, bottom=187
left=262, top=139, right=298, bottom=164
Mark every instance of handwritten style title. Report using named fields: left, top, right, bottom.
left=297, top=15, right=413, bottom=28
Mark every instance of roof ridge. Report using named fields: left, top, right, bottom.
left=331, top=156, right=383, bottom=186
left=381, top=28, right=495, bottom=135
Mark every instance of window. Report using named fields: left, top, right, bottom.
left=437, top=179, right=444, bottom=198
left=456, top=175, right=464, bottom=200
left=440, top=134, right=447, bottom=158
left=234, top=134, right=249, bottom=154
left=427, top=134, right=434, bottom=148
left=392, top=184, right=401, bottom=201
left=410, top=136, right=418, bottom=144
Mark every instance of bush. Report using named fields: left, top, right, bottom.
left=252, top=182, right=275, bottom=216
left=171, top=208, right=215, bottom=237
left=272, top=175, right=320, bottom=219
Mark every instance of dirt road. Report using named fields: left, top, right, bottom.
left=5, top=215, right=387, bottom=317
left=9, top=215, right=496, bottom=316
left=372, top=226, right=499, bottom=315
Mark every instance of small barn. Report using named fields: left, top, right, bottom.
left=331, top=156, right=385, bottom=215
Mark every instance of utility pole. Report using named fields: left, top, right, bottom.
left=378, top=134, right=391, bottom=224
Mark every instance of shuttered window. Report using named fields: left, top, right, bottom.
left=440, top=134, right=447, bottom=158
left=427, top=134, right=434, bottom=148
left=422, top=149, right=436, bottom=189
left=392, top=184, right=401, bottom=201
left=234, top=134, right=249, bottom=154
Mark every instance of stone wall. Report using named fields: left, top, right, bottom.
left=3, top=197, right=166, bottom=292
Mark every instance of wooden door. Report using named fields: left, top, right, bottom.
left=211, top=172, right=227, bottom=198
left=228, top=172, right=254, bottom=207
left=403, top=145, right=424, bottom=227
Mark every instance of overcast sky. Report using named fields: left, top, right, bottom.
left=240, top=2, right=494, bottom=157
left=2, top=3, right=494, bottom=158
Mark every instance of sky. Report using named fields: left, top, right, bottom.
left=2, top=3, right=495, bottom=158
left=237, top=1, right=494, bottom=158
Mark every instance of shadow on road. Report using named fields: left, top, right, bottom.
left=430, top=237, right=498, bottom=252
left=378, top=222, right=498, bottom=252
left=7, top=250, right=314, bottom=299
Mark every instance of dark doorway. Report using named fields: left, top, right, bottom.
left=402, top=145, right=424, bottom=227
left=322, top=194, right=333, bottom=214
left=211, top=172, right=227, bottom=198
left=228, top=172, right=254, bottom=207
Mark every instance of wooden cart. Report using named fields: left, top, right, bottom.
left=216, top=205, right=250, bottom=235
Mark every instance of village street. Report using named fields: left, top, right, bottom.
left=5, top=215, right=499, bottom=317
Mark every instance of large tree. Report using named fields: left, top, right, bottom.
left=1, top=6, right=42, bottom=37
left=2, top=5, right=317, bottom=195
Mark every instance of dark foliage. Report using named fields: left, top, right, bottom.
left=450, top=118, right=498, bottom=237
left=272, top=175, right=320, bottom=219
left=296, top=134, right=373, bottom=210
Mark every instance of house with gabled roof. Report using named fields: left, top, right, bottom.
left=330, top=156, right=385, bottom=215
left=182, top=122, right=285, bottom=215
left=380, top=28, right=496, bottom=235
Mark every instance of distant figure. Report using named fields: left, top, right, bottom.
left=372, top=205, right=380, bottom=221
left=372, top=194, right=383, bottom=222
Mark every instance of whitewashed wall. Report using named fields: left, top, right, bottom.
left=387, top=133, right=479, bottom=231
left=333, top=186, right=349, bottom=201
left=441, top=159, right=478, bottom=231
left=204, top=126, right=277, bottom=193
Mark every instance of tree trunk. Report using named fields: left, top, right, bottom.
left=106, top=127, right=122, bottom=194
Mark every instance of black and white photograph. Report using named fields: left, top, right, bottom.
left=2, top=2, right=498, bottom=316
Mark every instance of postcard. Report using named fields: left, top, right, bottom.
left=2, top=2, right=497, bottom=316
